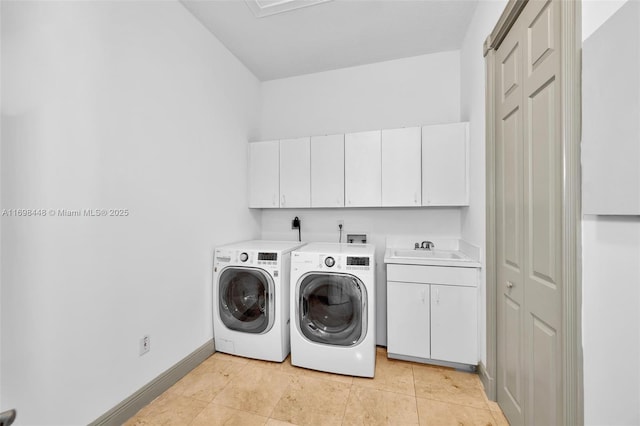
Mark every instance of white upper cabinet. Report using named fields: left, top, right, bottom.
left=248, top=140, right=279, bottom=208
left=279, top=137, right=311, bottom=208
left=382, top=127, right=422, bottom=206
left=422, top=122, right=469, bottom=206
left=311, top=134, right=344, bottom=207
left=248, top=122, right=470, bottom=209
left=345, top=130, right=382, bottom=207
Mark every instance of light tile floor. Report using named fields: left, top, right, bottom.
left=125, top=347, right=509, bottom=425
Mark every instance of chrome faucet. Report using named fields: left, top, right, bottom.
left=421, top=241, right=434, bottom=250
left=414, top=241, right=435, bottom=250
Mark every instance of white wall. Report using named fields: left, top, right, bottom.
left=259, top=51, right=461, bottom=140
left=459, top=0, right=508, bottom=368
left=582, top=1, right=640, bottom=424
left=583, top=0, right=628, bottom=40
left=258, top=52, right=462, bottom=345
left=0, top=1, right=260, bottom=424
left=582, top=216, right=640, bottom=425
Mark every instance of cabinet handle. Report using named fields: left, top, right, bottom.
left=507, top=282, right=514, bottom=289
left=421, top=290, right=426, bottom=304
left=273, top=195, right=276, bottom=206
left=436, top=288, right=440, bottom=305
left=414, top=192, right=418, bottom=204
left=281, top=195, right=286, bottom=206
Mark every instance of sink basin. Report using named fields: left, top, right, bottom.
left=389, top=249, right=463, bottom=260
left=384, top=247, right=480, bottom=268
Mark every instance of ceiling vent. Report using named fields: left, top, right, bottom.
left=244, top=0, right=332, bottom=18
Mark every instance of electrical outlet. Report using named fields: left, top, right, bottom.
left=140, top=335, right=150, bottom=356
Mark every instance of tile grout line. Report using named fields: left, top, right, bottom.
left=201, top=359, right=264, bottom=416
left=260, top=360, right=300, bottom=423
left=186, top=396, right=210, bottom=426
left=415, top=393, right=495, bottom=409
left=339, top=381, right=354, bottom=425
left=349, top=382, right=415, bottom=398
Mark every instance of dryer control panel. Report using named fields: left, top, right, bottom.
left=257, top=252, right=278, bottom=266
left=346, top=256, right=372, bottom=271
left=313, top=254, right=373, bottom=271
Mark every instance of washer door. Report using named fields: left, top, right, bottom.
left=218, top=267, right=274, bottom=334
left=297, top=273, right=367, bottom=346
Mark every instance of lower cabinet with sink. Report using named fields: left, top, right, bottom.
left=385, top=261, right=479, bottom=368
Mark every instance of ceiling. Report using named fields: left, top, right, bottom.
left=180, top=0, right=478, bottom=81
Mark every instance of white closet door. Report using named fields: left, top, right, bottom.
left=311, top=134, right=344, bottom=207
left=345, top=130, right=381, bottom=207
left=248, top=140, right=279, bottom=208
left=382, top=127, right=422, bottom=206
left=280, top=137, right=310, bottom=208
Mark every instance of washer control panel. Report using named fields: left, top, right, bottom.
left=315, top=254, right=372, bottom=271
left=214, top=249, right=279, bottom=267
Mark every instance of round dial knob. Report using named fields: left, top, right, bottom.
left=324, top=256, right=335, bottom=267
left=239, top=252, right=249, bottom=262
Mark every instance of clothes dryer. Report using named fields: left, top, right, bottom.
left=290, top=243, right=376, bottom=377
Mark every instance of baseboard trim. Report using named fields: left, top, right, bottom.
left=90, top=339, right=215, bottom=426
left=478, top=361, right=496, bottom=401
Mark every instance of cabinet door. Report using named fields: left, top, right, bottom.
left=311, top=134, right=344, bottom=207
left=345, top=130, right=381, bottom=207
left=422, top=123, right=469, bottom=206
left=280, top=137, right=310, bottom=208
left=387, top=281, right=430, bottom=359
left=382, top=127, right=422, bottom=206
left=248, top=141, right=279, bottom=208
left=430, top=284, right=478, bottom=365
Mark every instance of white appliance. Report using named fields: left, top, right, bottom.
left=213, top=240, right=305, bottom=362
left=290, top=242, right=376, bottom=377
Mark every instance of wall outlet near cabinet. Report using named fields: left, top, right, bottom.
left=140, top=335, right=150, bottom=356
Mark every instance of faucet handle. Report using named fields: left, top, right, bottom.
left=414, top=242, right=420, bottom=249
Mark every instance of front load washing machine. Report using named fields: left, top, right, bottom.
left=290, top=242, right=376, bottom=377
left=213, top=240, right=305, bottom=362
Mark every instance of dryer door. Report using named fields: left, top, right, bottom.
left=297, top=273, right=367, bottom=346
left=218, top=267, right=275, bottom=334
